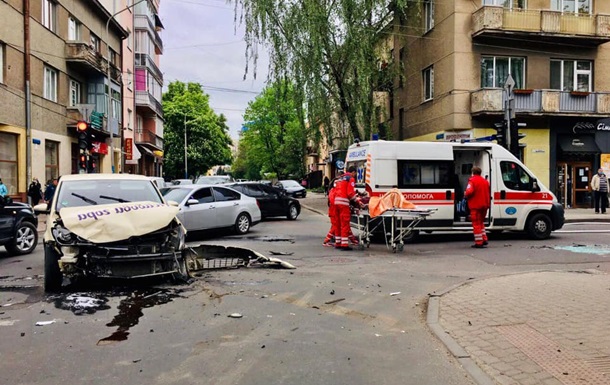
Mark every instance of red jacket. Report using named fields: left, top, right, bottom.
left=334, top=173, right=357, bottom=207
left=465, top=175, right=490, bottom=210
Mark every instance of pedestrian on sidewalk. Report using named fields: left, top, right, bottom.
left=0, top=178, right=7, bottom=197
left=323, top=176, right=330, bottom=196
left=28, top=178, right=43, bottom=206
left=464, top=166, right=490, bottom=248
left=591, top=168, right=608, bottom=214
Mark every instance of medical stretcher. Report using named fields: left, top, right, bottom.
left=351, top=208, right=438, bottom=253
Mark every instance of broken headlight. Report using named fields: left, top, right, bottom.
left=52, top=224, right=76, bottom=245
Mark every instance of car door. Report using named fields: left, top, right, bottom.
left=211, top=187, right=242, bottom=227
left=243, top=184, right=270, bottom=216
left=0, top=200, right=14, bottom=242
left=181, top=187, right=216, bottom=230
left=259, top=184, right=285, bottom=216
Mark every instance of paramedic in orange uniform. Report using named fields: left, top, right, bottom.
left=323, top=178, right=338, bottom=246
left=464, top=166, right=491, bottom=248
left=334, top=166, right=360, bottom=250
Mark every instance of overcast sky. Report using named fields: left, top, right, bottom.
left=159, top=0, right=269, bottom=142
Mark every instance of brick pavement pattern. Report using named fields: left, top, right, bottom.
left=439, top=271, right=610, bottom=385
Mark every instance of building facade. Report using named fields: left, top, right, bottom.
left=391, top=0, right=610, bottom=208
left=0, top=0, right=127, bottom=201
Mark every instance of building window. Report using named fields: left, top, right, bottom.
left=126, top=70, right=133, bottom=91
left=45, top=140, right=59, bottom=183
left=484, top=0, right=525, bottom=8
left=109, top=49, right=117, bottom=66
left=69, top=79, right=80, bottom=107
left=551, top=0, right=590, bottom=14
left=127, top=29, right=133, bottom=51
left=423, top=66, right=434, bottom=101
left=68, top=17, right=81, bottom=41
left=0, top=133, right=18, bottom=196
left=111, top=89, right=121, bottom=120
left=42, top=0, right=56, bottom=32
left=550, top=60, right=592, bottom=92
left=481, top=56, right=525, bottom=89
left=90, top=34, right=100, bottom=52
left=398, top=107, right=404, bottom=140
left=0, top=43, right=4, bottom=84
left=43, top=66, right=58, bottom=102
left=424, top=0, right=434, bottom=32
left=399, top=48, right=405, bottom=88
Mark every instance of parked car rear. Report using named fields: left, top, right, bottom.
left=226, top=182, right=300, bottom=220
left=276, top=180, right=307, bottom=198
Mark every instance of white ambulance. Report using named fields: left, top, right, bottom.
left=345, top=140, right=565, bottom=240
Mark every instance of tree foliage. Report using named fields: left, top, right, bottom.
left=232, top=82, right=306, bottom=180
left=231, top=0, right=407, bottom=148
left=162, top=81, right=233, bottom=179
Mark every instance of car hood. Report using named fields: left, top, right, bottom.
left=59, top=201, right=180, bottom=243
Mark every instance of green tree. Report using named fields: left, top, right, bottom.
left=162, top=81, right=233, bottom=179
left=231, top=0, right=407, bottom=145
left=234, top=82, right=306, bottom=180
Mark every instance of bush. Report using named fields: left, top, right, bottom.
left=309, top=187, right=325, bottom=193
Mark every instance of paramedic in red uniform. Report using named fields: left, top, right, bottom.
left=323, top=178, right=338, bottom=246
left=464, top=166, right=490, bottom=249
left=334, top=166, right=360, bottom=250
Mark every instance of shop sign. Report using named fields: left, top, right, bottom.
left=125, top=138, right=133, bottom=160
left=573, top=119, right=610, bottom=134
left=91, top=141, right=108, bottom=155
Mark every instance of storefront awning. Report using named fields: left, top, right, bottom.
left=558, top=136, right=600, bottom=154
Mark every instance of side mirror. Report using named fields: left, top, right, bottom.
left=33, top=203, right=50, bottom=215
left=186, top=199, right=199, bottom=206
left=167, top=200, right=179, bottom=207
left=531, top=178, right=541, bottom=192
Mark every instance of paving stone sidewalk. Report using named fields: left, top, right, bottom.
left=437, top=271, right=610, bottom=385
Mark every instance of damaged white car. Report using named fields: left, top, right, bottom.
left=36, top=174, right=187, bottom=292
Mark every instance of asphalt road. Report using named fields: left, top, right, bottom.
left=1, top=210, right=609, bottom=385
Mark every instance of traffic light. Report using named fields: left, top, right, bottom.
left=494, top=120, right=507, bottom=149
left=509, top=119, right=526, bottom=158
left=88, top=157, right=97, bottom=173
left=78, top=153, right=87, bottom=172
left=76, top=120, right=90, bottom=151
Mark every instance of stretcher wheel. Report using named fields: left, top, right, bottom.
left=358, top=243, right=365, bottom=251
left=397, top=243, right=404, bottom=252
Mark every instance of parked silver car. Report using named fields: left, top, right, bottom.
left=162, top=185, right=261, bottom=234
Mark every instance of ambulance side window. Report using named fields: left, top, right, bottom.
left=398, top=161, right=452, bottom=189
left=500, top=161, right=532, bottom=191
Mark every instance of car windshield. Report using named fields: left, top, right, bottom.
left=162, top=188, right=192, bottom=203
left=55, top=180, right=163, bottom=210
left=281, top=180, right=301, bottom=188
left=196, top=176, right=231, bottom=185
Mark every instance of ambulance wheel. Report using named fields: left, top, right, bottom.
left=526, top=213, right=552, bottom=240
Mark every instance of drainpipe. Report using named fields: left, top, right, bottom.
left=24, top=0, right=32, bottom=188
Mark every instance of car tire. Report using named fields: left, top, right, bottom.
left=526, top=213, right=552, bottom=240
left=235, top=213, right=251, bottom=234
left=287, top=204, right=299, bottom=220
left=44, top=244, right=62, bottom=292
left=5, top=221, right=38, bottom=255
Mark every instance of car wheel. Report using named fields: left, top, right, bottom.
left=5, top=221, right=38, bottom=255
left=234, top=213, right=251, bottom=234
left=287, top=204, right=299, bottom=220
left=44, top=244, right=63, bottom=292
left=526, top=213, right=552, bottom=240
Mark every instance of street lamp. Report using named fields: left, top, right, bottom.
left=105, top=0, right=148, bottom=173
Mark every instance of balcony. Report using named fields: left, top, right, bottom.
left=471, top=88, right=610, bottom=117
left=135, top=90, right=163, bottom=118
left=135, top=53, right=163, bottom=82
left=472, top=6, right=610, bottom=46
left=65, top=42, right=108, bottom=74
left=134, top=15, right=164, bottom=54
left=135, top=129, right=163, bottom=151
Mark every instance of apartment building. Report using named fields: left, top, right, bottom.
left=0, top=0, right=127, bottom=201
left=391, top=0, right=610, bottom=209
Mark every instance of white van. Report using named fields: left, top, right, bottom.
left=345, top=140, right=564, bottom=240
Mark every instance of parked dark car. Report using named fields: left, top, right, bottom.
left=0, top=196, right=38, bottom=255
left=275, top=180, right=307, bottom=198
left=226, top=182, right=301, bottom=220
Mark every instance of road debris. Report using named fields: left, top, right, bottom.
left=269, top=251, right=294, bottom=256
left=35, top=320, right=56, bottom=326
left=228, top=313, right=243, bottom=318
left=390, top=292, right=401, bottom=296
left=325, top=298, right=345, bottom=305
left=185, top=244, right=296, bottom=271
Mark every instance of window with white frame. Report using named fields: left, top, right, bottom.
left=423, top=66, right=434, bottom=101
left=111, top=89, right=121, bottom=120
left=69, top=79, right=80, bottom=107
left=90, top=34, right=100, bottom=52
left=481, top=56, right=525, bottom=89
left=126, top=69, right=133, bottom=91
left=68, top=17, right=81, bottom=41
left=550, top=59, right=592, bottom=92
left=42, top=0, right=56, bottom=32
left=483, top=0, right=525, bottom=8
left=43, top=66, right=58, bottom=102
left=551, top=0, right=590, bottom=14
left=424, top=0, right=434, bottom=32
left=0, top=43, right=4, bottom=84
left=127, top=29, right=133, bottom=51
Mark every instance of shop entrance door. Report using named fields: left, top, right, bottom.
left=556, top=162, right=592, bottom=208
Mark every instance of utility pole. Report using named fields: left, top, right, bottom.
left=503, top=74, right=516, bottom=153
